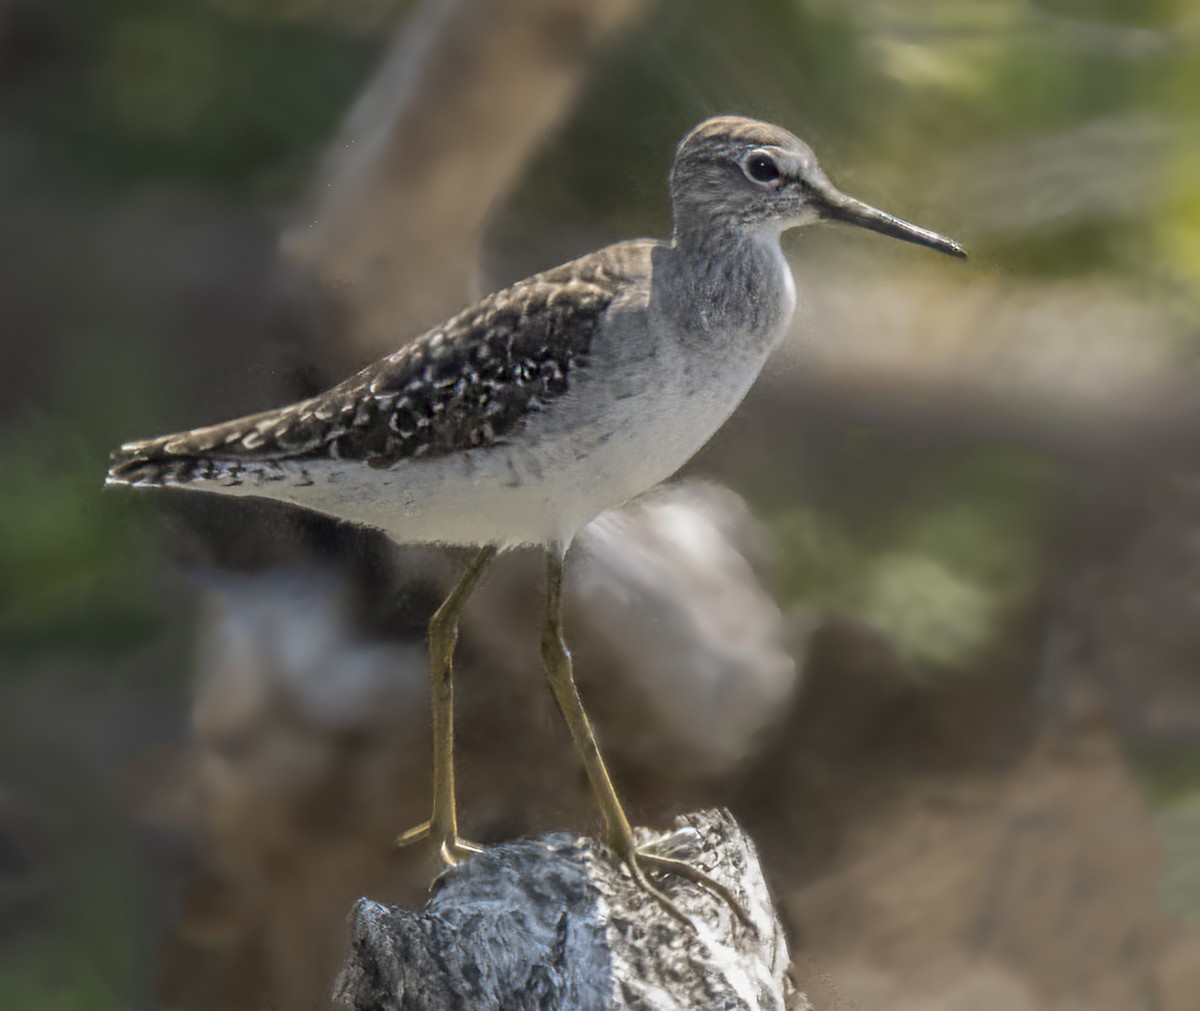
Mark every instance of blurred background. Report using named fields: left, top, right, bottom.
left=2, top=1, right=1200, bottom=1008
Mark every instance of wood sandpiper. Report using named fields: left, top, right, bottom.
left=107, top=115, right=965, bottom=925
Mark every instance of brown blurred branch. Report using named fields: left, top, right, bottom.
left=281, top=0, right=645, bottom=381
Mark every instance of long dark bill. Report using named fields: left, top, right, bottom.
left=815, top=186, right=967, bottom=259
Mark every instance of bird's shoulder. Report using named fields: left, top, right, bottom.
left=364, top=238, right=657, bottom=399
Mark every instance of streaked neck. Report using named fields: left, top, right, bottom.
left=663, top=218, right=794, bottom=342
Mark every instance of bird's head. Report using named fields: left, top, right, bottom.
left=670, top=115, right=965, bottom=258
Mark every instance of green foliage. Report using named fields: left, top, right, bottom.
left=1157, top=798, right=1200, bottom=924
left=0, top=846, right=143, bottom=1011
left=1135, top=747, right=1200, bottom=923
left=772, top=447, right=1061, bottom=670
left=0, top=334, right=174, bottom=663
left=0, top=421, right=166, bottom=661
left=0, top=727, right=150, bottom=1011
left=0, top=0, right=401, bottom=193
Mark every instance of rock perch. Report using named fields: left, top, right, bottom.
left=336, top=809, right=810, bottom=1010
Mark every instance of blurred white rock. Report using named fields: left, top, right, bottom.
left=185, top=480, right=799, bottom=852
left=569, top=482, right=797, bottom=779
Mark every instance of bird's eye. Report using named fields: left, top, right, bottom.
left=744, top=153, right=781, bottom=185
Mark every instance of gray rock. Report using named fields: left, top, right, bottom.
left=336, top=809, right=809, bottom=1011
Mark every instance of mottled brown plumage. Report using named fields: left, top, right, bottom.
left=108, top=244, right=649, bottom=487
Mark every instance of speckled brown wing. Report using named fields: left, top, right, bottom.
left=105, top=246, right=649, bottom=488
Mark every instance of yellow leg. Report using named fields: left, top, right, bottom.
left=539, top=548, right=750, bottom=928
left=396, top=545, right=497, bottom=866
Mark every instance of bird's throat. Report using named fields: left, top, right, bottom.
left=665, top=228, right=795, bottom=346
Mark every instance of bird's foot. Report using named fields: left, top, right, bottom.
left=613, top=834, right=753, bottom=931
left=395, top=820, right=483, bottom=867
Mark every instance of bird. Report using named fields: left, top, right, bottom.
left=106, top=115, right=965, bottom=926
